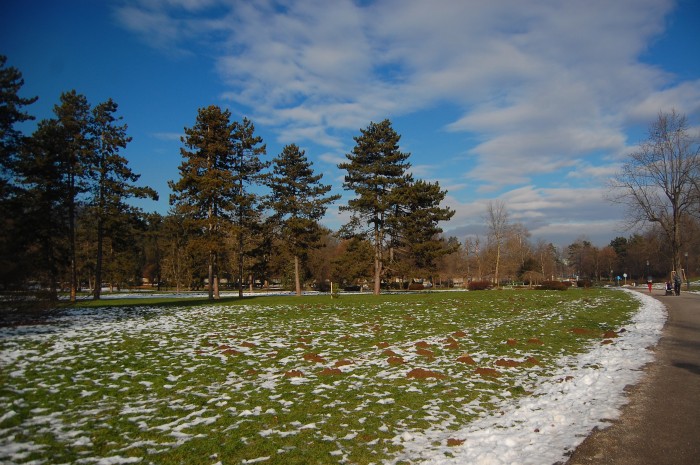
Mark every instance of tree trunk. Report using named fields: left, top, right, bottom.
left=208, top=251, right=214, bottom=300
left=374, top=224, right=382, bottom=295
left=213, top=271, right=219, bottom=299
left=69, top=192, right=77, bottom=302
left=495, top=244, right=501, bottom=288
left=238, top=229, right=244, bottom=298
left=94, top=219, right=103, bottom=300
left=294, top=255, right=302, bottom=296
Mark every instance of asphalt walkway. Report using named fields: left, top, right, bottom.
left=566, top=289, right=700, bottom=465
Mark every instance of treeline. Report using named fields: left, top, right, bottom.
left=2, top=56, right=697, bottom=305
left=0, top=56, right=457, bottom=301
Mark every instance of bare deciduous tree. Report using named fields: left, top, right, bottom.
left=485, top=200, right=509, bottom=287
left=608, top=110, right=700, bottom=273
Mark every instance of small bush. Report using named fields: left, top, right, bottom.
left=576, top=279, right=592, bottom=288
left=536, top=280, right=568, bottom=291
left=408, top=283, right=425, bottom=291
left=468, top=281, right=492, bottom=291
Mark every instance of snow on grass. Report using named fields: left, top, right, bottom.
left=389, top=289, right=666, bottom=464
left=0, top=289, right=664, bottom=464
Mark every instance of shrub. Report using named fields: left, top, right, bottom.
left=408, top=282, right=425, bottom=291
left=536, top=280, right=568, bottom=291
left=467, top=280, right=492, bottom=291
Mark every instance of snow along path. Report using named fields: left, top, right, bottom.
left=388, top=289, right=666, bottom=465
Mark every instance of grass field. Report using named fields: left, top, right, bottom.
left=0, top=289, right=641, bottom=465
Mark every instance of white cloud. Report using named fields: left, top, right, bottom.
left=626, top=81, right=700, bottom=123
left=444, top=185, right=627, bottom=246
left=114, top=0, right=698, bottom=244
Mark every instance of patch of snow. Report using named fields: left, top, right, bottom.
left=389, top=289, right=666, bottom=465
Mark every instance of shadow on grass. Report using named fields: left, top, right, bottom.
left=71, top=294, right=262, bottom=310
left=0, top=294, right=266, bottom=328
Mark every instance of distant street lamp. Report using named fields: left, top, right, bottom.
left=685, top=252, right=690, bottom=291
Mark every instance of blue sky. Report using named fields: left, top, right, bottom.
left=3, top=0, right=699, bottom=247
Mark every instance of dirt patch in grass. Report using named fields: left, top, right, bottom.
left=406, top=368, right=446, bottom=380
left=456, top=354, right=476, bottom=364
left=495, top=358, right=521, bottom=368
left=475, top=367, right=501, bottom=378
left=303, top=352, right=326, bottom=363
left=416, top=348, right=435, bottom=358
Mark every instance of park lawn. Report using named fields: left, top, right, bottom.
left=1, top=289, right=639, bottom=465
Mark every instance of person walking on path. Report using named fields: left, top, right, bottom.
left=566, top=289, right=700, bottom=465
left=673, top=270, right=682, bottom=295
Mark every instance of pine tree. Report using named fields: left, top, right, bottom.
left=170, top=105, right=238, bottom=300
left=19, top=91, right=93, bottom=301
left=89, top=99, right=157, bottom=299
left=269, top=144, right=340, bottom=295
left=0, top=55, right=37, bottom=289
left=0, top=55, right=37, bottom=198
left=339, top=119, right=412, bottom=294
left=231, top=117, right=268, bottom=297
left=388, top=179, right=455, bottom=280
left=19, top=119, right=70, bottom=298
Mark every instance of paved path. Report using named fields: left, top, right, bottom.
left=566, top=290, right=700, bottom=465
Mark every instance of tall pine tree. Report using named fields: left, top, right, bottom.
left=339, top=119, right=412, bottom=295
left=0, top=55, right=37, bottom=289
left=89, top=99, right=157, bottom=299
left=170, top=105, right=237, bottom=300
left=19, top=119, right=70, bottom=298
left=269, top=144, right=339, bottom=295
left=231, top=117, right=268, bottom=297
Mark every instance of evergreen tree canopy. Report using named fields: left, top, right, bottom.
left=339, top=119, right=412, bottom=294
left=339, top=119, right=412, bottom=234
left=389, top=179, right=455, bottom=274
left=89, top=98, right=157, bottom=299
left=170, top=105, right=240, bottom=299
left=0, top=55, right=37, bottom=193
left=231, top=117, right=268, bottom=297
left=269, top=143, right=339, bottom=294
